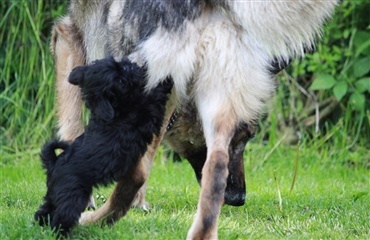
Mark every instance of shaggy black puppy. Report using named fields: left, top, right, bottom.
left=34, top=57, right=173, bottom=236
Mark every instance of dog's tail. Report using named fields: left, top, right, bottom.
left=40, top=139, right=69, bottom=171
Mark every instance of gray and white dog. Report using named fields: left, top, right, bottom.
left=51, top=1, right=338, bottom=239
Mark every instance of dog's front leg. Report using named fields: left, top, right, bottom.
left=187, top=97, right=238, bottom=239
left=164, top=107, right=250, bottom=207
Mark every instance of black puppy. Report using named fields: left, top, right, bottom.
left=34, top=57, right=173, bottom=236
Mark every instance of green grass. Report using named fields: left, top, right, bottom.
left=1, top=1, right=369, bottom=239
left=1, top=1, right=65, bottom=153
left=1, top=142, right=369, bottom=239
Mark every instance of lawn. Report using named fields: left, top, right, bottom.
left=1, top=140, right=369, bottom=239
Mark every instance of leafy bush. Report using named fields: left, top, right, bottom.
left=270, top=1, right=370, bottom=145
left=307, top=1, right=370, bottom=111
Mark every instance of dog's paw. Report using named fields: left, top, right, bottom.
left=131, top=199, right=151, bottom=212
left=79, top=211, right=95, bottom=225
left=34, top=211, right=51, bottom=227
left=34, top=204, right=53, bottom=227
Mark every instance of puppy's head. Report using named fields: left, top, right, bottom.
left=68, top=57, right=147, bottom=123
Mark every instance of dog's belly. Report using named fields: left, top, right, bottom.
left=164, top=103, right=206, bottom=184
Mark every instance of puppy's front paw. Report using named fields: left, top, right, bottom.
left=68, top=65, right=88, bottom=86
left=160, top=77, right=174, bottom=93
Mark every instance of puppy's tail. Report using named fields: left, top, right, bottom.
left=40, top=139, right=69, bottom=171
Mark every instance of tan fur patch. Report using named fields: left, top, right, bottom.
left=52, top=17, right=85, bottom=142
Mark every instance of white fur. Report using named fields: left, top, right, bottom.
left=194, top=10, right=275, bottom=124
left=107, top=1, right=122, bottom=27
left=227, top=0, right=338, bottom=60
left=129, top=1, right=337, bottom=124
left=74, top=2, right=109, bottom=63
left=132, top=20, right=204, bottom=101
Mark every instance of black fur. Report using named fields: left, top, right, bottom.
left=106, top=0, right=204, bottom=57
left=123, top=0, right=203, bottom=39
left=34, top=57, right=173, bottom=236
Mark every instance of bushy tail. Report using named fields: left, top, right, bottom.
left=40, top=139, right=70, bottom=171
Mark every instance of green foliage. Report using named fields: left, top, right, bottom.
left=0, top=1, right=67, bottom=153
left=271, top=1, right=370, bottom=147
left=309, top=73, right=336, bottom=91
left=300, top=1, right=370, bottom=111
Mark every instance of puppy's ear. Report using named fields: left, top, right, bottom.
left=68, top=66, right=87, bottom=86
left=94, top=99, right=115, bottom=122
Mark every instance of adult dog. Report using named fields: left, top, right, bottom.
left=35, top=57, right=173, bottom=236
left=51, top=1, right=337, bottom=239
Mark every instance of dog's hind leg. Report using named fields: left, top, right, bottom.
left=51, top=185, right=92, bottom=236
left=34, top=199, right=55, bottom=226
left=104, top=158, right=150, bottom=225
left=51, top=16, right=85, bottom=143
left=224, top=123, right=255, bottom=206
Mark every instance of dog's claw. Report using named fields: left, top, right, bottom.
left=132, top=199, right=151, bottom=211
left=141, top=205, right=150, bottom=212
left=86, top=196, right=96, bottom=210
left=138, top=201, right=151, bottom=212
